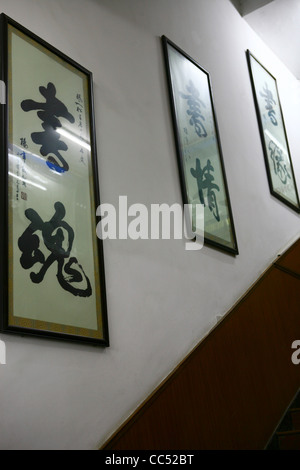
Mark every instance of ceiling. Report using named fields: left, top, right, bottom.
left=231, top=0, right=300, bottom=79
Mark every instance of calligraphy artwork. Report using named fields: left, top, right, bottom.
left=180, top=79, right=220, bottom=223
left=190, top=158, right=220, bottom=222
left=180, top=80, right=207, bottom=138
left=21, top=82, right=75, bottom=173
left=0, top=14, right=109, bottom=345
left=247, top=50, right=300, bottom=213
left=259, top=82, right=278, bottom=126
left=162, top=35, right=238, bottom=254
left=268, top=140, right=291, bottom=185
left=18, top=202, right=92, bottom=297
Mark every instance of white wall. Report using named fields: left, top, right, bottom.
left=0, top=0, right=299, bottom=450
left=244, top=0, right=300, bottom=78
left=240, top=0, right=275, bottom=16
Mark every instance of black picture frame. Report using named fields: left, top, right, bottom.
left=246, top=49, right=300, bottom=213
left=0, top=14, right=109, bottom=346
left=161, top=36, right=238, bottom=255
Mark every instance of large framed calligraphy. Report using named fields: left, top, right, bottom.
left=0, top=14, right=109, bottom=346
left=246, top=50, right=300, bottom=213
left=161, top=36, right=238, bottom=254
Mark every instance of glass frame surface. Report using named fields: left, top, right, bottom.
left=247, top=49, right=300, bottom=213
left=162, top=36, right=238, bottom=255
left=0, top=14, right=109, bottom=346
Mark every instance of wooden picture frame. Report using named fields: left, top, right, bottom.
left=247, top=50, right=300, bottom=213
left=162, top=36, right=238, bottom=255
left=0, top=14, right=109, bottom=346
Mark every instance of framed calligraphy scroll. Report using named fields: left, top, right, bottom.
left=161, top=36, right=238, bottom=254
left=0, top=14, right=109, bottom=346
left=246, top=50, right=300, bottom=213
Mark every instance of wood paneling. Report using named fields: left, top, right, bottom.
left=275, top=238, right=300, bottom=277
left=102, top=239, right=300, bottom=450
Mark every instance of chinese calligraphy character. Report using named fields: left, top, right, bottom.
left=75, top=92, right=86, bottom=164
left=183, top=127, right=192, bottom=161
left=268, top=140, right=291, bottom=184
left=16, top=162, right=20, bottom=201
left=180, top=80, right=207, bottom=138
left=18, top=201, right=92, bottom=297
left=20, top=137, right=28, bottom=149
left=16, top=141, right=28, bottom=201
left=17, top=150, right=26, bottom=162
left=260, top=82, right=277, bottom=126
left=21, top=82, right=75, bottom=173
left=190, top=158, right=220, bottom=221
